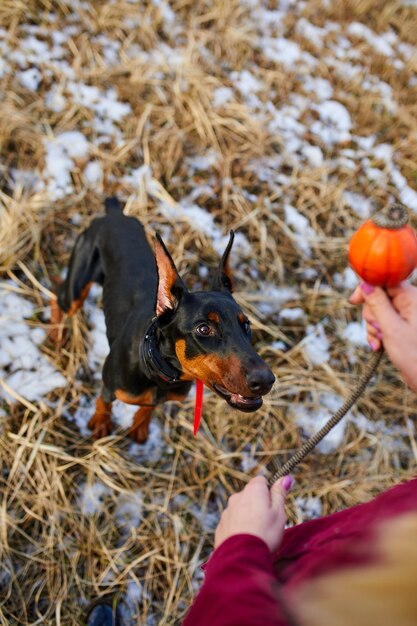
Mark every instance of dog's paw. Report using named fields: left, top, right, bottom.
left=129, top=422, right=149, bottom=444
left=88, top=413, right=114, bottom=439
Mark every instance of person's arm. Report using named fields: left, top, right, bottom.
left=182, top=534, right=289, bottom=626
left=349, top=281, right=417, bottom=392
left=182, top=476, right=293, bottom=626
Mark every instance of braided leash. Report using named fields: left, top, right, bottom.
left=266, top=350, right=384, bottom=486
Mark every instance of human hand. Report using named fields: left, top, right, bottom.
left=349, top=282, right=417, bottom=393
left=214, top=475, right=293, bottom=552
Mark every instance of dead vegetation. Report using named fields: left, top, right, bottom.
left=0, top=0, right=416, bottom=624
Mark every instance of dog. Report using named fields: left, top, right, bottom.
left=51, top=197, right=275, bottom=443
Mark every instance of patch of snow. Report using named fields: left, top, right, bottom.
left=303, top=323, right=330, bottom=366
left=284, top=204, right=316, bottom=257
left=159, top=198, right=251, bottom=258
left=79, top=481, right=111, bottom=516
left=112, top=401, right=137, bottom=430
left=262, top=37, right=317, bottom=70
left=0, top=284, right=67, bottom=403
left=240, top=449, right=259, bottom=473
left=189, top=504, right=220, bottom=533
left=391, top=168, right=417, bottom=212
left=290, top=392, right=352, bottom=452
left=301, top=76, right=333, bottom=101
left=347, top=22, right=395, bottom=57
left=185, top=150, right=219, bottom=172
left=212, top=86, right=234, bottom=108
left=87, top=308, right=109, bottom=375
left=255, top=284, right=299, bottom=317
left=115, top=490, right=144, bottom=533
left=333, top=267, right=358, bottom=291
left=301, top=144, right=324, bottom=167
left=296, top=18, right=327, bottom=49
left=343, top=191, right=374, bottom=219
left=341, top=321, right=368, bottom=346
left=118, top=579, right=144, bottom=626
left=65, top=395, right=94, bottom=437
left=312, top=100, right=352, bottom=145
left=17, top=67, right=42, bottom=90
left=43, top=140, right=74, bottom=199
left=57, top=131, right=89, bottom=159
left=279, top=307, right=305, bottom=321
left=231, top=69, right=264, bottom=107
left=294, top=495, right=322, bottom=520
left=84, top=160, right=103, bottom=185
left=362, top=76, right=397, bottom=113
left=152, top=0, right=177, bottom=26
left=43, top=131, right=90, bottom=199
left=351, top=413, right=414, bottom=455
left=128, top=419, right=165, bottom=464
left=45, top=85, right=67, bottom=112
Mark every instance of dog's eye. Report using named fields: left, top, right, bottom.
left=195, top=323, right=213, bottom=336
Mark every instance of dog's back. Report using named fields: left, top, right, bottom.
left=57, top=197, right=157, bottom=344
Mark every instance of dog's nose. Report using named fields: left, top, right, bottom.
left=246, top=368, right=275, bottom=394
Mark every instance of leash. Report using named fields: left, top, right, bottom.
left=266, top=350, right=384, bottom=485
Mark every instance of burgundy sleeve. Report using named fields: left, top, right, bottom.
left=182, top=534, right=289, bottom=626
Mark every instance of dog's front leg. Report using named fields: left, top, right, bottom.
left=129, top=406, right=154, bottom=443
left=114, top=388, right=157, bottom=444
left=88, top=387, right=114, bottom=439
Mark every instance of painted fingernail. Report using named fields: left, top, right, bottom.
left=376, top=331, right=383, bottom=340
left=370, top=321, right=381, bottom=332
left=361, top=282, right=375, bottom=295
left=369, top=340, right=379, bottom=352
left=282, top=475, right=294, bottom=492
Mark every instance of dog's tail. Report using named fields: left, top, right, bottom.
left=105, top=196, right=122, bottom=213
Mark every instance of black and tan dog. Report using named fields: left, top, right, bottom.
left=51, top=197, right=275, bottom=442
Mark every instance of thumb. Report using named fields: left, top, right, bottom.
left=270, top=475, right=293, bottom=511
left=348, top=284, right=365, bottom=305
left=360, top=284, right=403, bottom=332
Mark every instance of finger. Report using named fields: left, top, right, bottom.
left=365, top=324, right=382, bottom=342
left=367, top=333, right=382, bottom=352
left=359, top=284, right=404, bottom=334
left=348, top=285, right=364, bottom=305
left=270, top=475, right=293, bottom=511
left=364, top=316, right=383, bottom=337
left=386, top=281, right=415, bottom=299
left=244, top=475, right=268, bottom=490
left=243, top=475, right=269, bottom=498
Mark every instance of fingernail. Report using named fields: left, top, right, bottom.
left=361, top=282, right=375, bottom=295
left=282, top=475, right=294, bottom=492
left=370, top=321, right=381, bottom=332
left=376, top=331, right=383, bottom=340
left=369, top=340, right=379, bottom=352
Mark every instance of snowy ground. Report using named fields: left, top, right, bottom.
left=1, top=0, right=417, bottom=624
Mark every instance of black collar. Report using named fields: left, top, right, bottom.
left=141, top=318, right=182, bottom=383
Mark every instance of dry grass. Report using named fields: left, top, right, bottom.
left=0, top=0, right=417, bottom=624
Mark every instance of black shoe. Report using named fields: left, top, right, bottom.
left=84, top=597, right=120, bottom=626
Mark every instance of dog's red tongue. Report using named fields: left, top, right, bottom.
left=193, top=380, right=204, bottom=436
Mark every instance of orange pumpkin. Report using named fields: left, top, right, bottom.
left=348, top=204, right=417, bottom=287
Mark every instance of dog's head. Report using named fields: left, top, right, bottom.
left=153, top=232, right=275, bottom=412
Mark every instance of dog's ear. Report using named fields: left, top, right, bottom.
left=154, top=234, right=188, bottom=317
left=212, top=230, right=234, bottom=292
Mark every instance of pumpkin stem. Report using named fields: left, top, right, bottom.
left=372, top=204, right=409, bottom=229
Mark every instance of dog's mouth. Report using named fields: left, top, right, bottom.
left=212, top=383, right=263, bottom=413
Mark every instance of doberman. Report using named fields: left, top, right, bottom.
left=51, top=197, right=275, bottom=443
